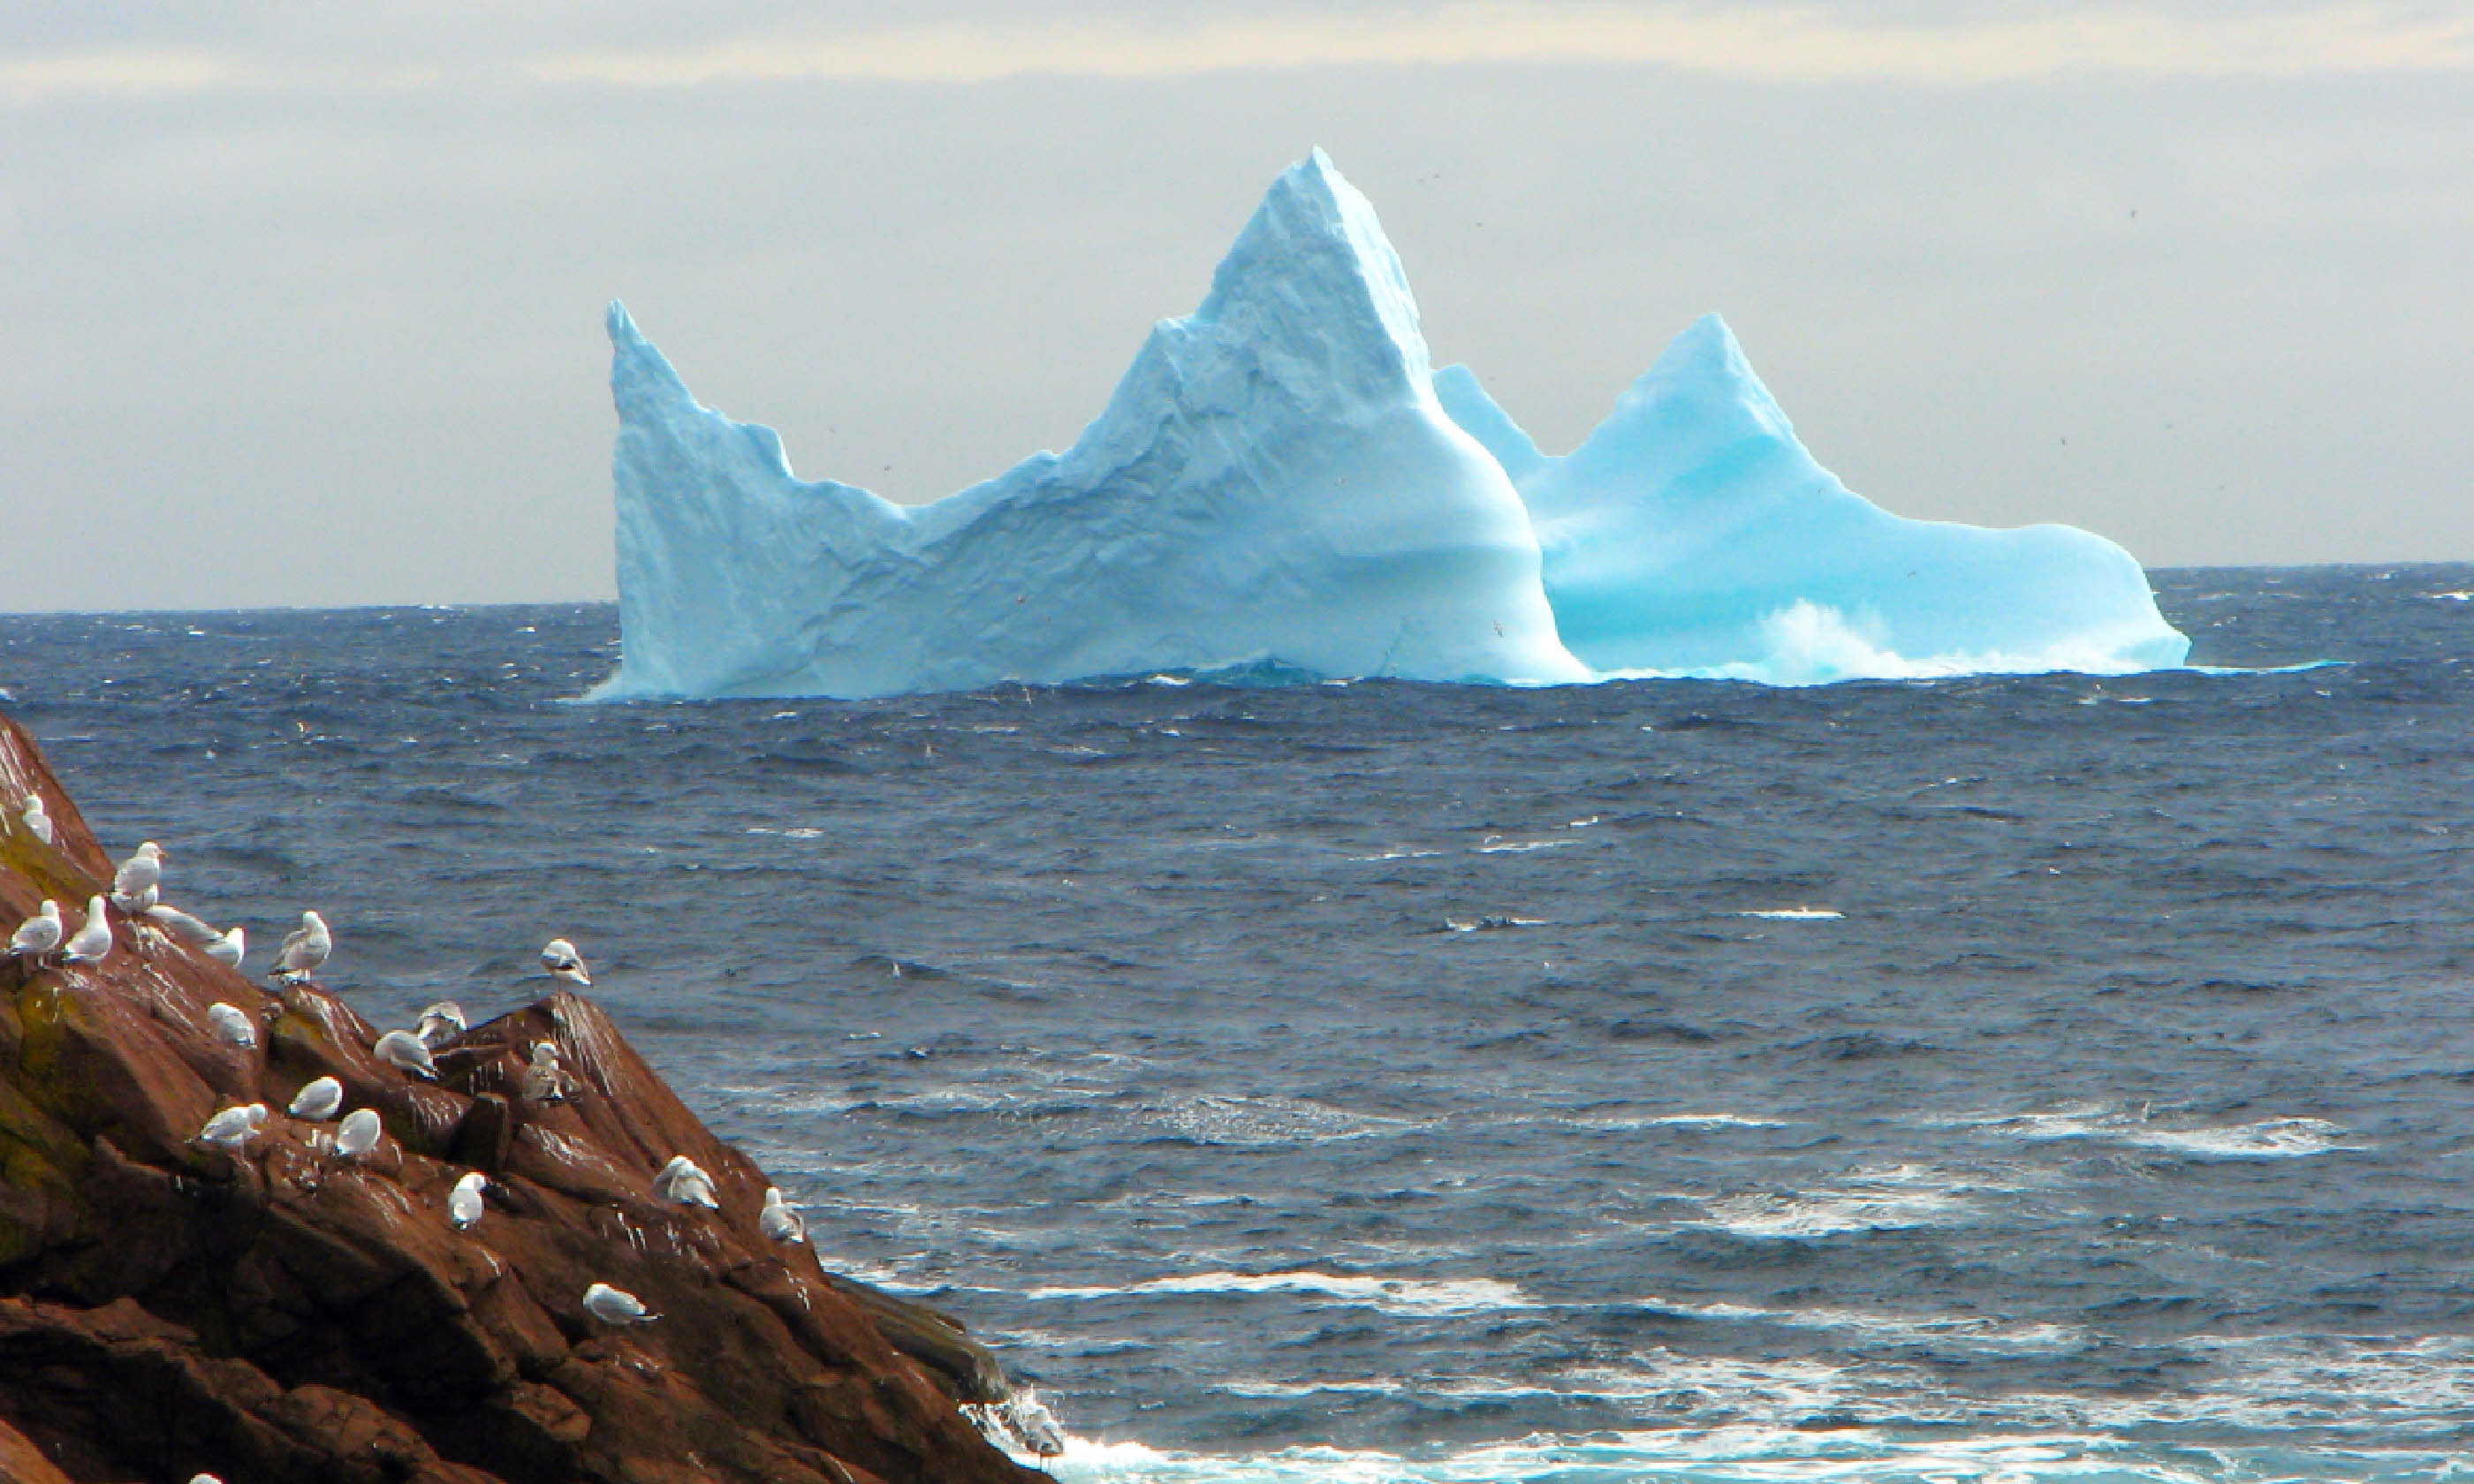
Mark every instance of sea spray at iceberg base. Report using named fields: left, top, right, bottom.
left=593, top=151, right=2188, bottom=701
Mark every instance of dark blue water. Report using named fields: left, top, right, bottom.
left=4, top=565, right=2471, bottom=1483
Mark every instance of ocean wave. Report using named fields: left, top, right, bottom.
left=1146, top=1095, right=1420, bottom=1147
left=1024, top=1269, right=1532, bottom=1316
left=1028, top=1426, right=2456, bottom=1484
left=1958, top=1106, right=2364, bottom=1159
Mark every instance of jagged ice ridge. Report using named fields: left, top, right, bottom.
left=592, top=151, right=2187, bottom=700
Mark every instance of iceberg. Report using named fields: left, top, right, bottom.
left=1434, top=321, right=2190, bottom=682
left=594, top=150, right=2185, bottom=701
left=594, top=150, right=1582, bottom=700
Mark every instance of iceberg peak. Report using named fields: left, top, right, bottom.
left=1187, top=148, right=1433, bottom=409
left=1440, top=318, right=2189, bottom=678
left=594, top=152, right=1582, bottom=700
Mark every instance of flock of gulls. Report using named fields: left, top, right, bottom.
left=6, top=798, right=816, bottom=1464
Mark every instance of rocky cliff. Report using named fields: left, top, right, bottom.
left=0, top=711, right=1052, bottom=1484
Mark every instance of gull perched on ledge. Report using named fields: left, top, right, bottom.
left=60, top=896, right=113, bottom=965
left=584, top=1282, right=658, bottom=1324
left=9, top=900, right=61, bottom=959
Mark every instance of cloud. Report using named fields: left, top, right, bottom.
left=7, top=4, right=2472, bottom=103
left=0, top=47, right=241, bottom=102
left=510, top=4, right=2474, bottom=87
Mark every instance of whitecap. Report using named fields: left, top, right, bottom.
left=1024, top=1269, right=1531, bottom=1316
left=1737, top=907, right=1845, bottom=920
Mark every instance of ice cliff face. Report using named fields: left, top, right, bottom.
left=596, top=150, right=1582, bottom=700
left=1436, top=317, right=2190, bottom=682
left=597, top=152, right=2187, bottom=700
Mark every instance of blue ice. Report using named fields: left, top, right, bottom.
left=592, top=152, right=2185, bottom=701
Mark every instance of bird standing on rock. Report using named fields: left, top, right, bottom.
left=272, top=910, right=330, bottom=982
left=416, top=1000, right=467, bottom=1049
left=205, top=925, right=245, bottom=969
left=374, top=1028, right=440, bottom=1080
left=288, top=1076, right=344, bottom=1121
left=760, top=1187, right=807, bottom=1245
left=335, top=1108, right=382, bottom=1161
left=522, top=1041, right=574, bottom=1103
left=542, top=937, right=591, bottom=986
left=448, top=1170, right=488, bottom=1230
left=144, top=903, right=221, bottom=946
left=110, top=841, right=165, bottom=914
left=207, top=1002, right=257, bottom=1049
left=656, top=1155, right=719, bottom=1209
left=195, top=1103, right=267, bottom=1153
left=9, top=900, right=61, bottom=959
left=60, top=896, right=114, bottom=965
left=19, top=794, right=51, bottom=844
left=583, top=1282, right=658, bottom=1324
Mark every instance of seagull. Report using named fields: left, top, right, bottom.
left=582, top=1281, right=658, bottom=1324
left=656, top=1155, right=719, bottom=1209
left=9, top=900, right=62, bottom=959
left=448, top=1170, right=488, bottom=1230
left=110, top=841, right=165, bottom=914
left=416, top=1000, right=467, bottom=1049
left=759, top=1187, right=807, bottom=1246
left=541, top=937, right=591, bottom=987
left=144, top=903, right=222, bottom=946
left=195, top=1103, right=268, bottom=1154
left=59, top=896, right=114, bottom=965
left=288, top=1076, right=344, bottom=1121
left=19, top=794, right=51, bottom=844
left=373, top=1029, right=439, bottom=1080
left=205, top=926, right=245, bottom=970
left=335, top=1108, right=382, bottom=1161
left=272, top=910, right=330, bottom=982
left=206, top=1002, right=257, bottom=1049
left=521, top=1041, right=573, bottom=1103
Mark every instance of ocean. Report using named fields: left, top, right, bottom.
left=3, top=564, right=2469, bottom=1483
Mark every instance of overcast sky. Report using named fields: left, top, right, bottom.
left=4, top=4, right=2470, bottom=612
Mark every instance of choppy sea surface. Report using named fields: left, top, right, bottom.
left=4, top=564, right=2472, bottom=1483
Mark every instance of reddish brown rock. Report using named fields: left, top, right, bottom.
left=0, top=713, right=1051, bottom=1484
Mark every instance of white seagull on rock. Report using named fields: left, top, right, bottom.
left=196, top=1103, right=268, bottom=1153
left=60, top=896, right=114, bottom=965
left=110, top=841, right=165, bottom=914
left=656, top=1155, right=719, bottom=1209
left=144, top=903, right=222, bottom=946
left=335, top=1108, right=383, bottom=1161
left=205, top=925, right=245, bottom=969
left=206, top=1002, right=257, bottom=1049
left=19, top=794, right=51, bottom=844
left=288, top=1076, right=344, bottom=1121
left=759, top=1187, right=807, bottom=1246
left=583, top=1282, right=658, bottom=1324
left=417, top=1000, right=467, bottom=1049
left=522, top=1041, right=573, bottom=1103
left=273, top=910, right=330, bottom=982
left=541, top=937, right=591, bottom=986
left=10, top=900, right=62, bottom=959
left=448, top=1170, right=488, bottom=1230
left=373, top=1028, right=440, bottom=1080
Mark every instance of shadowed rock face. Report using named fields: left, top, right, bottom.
left=0, top=713, right=1050, bottom=1484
